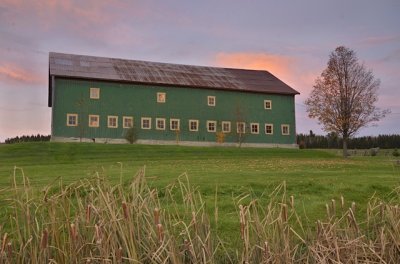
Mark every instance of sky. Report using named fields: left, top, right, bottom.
left=0, top=0, right=399, bottom=142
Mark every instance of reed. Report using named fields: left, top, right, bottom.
left=0, top=166, right=399, bottom=263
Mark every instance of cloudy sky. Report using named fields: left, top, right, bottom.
left=1, top=0, right=399, bottom=142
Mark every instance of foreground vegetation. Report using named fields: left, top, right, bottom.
left=0, top=142, right=399, bottom=262
left=1, top=166, right=399, bottom=263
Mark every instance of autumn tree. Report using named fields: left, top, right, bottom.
left=305, top=46, right=389, bottom=157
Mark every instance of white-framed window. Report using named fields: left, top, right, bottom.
left=281, top=124, right=290, bottom=135
left=123, top=116, right=133, bottom=128
left=189, top=120, right=199, bottom=132
left=207, top=96, right=216, bottom=106
left=264, top=100, right=272, bottom=109
left=107, top=116, right=118, bottom=128
left=89, top=115, right=99, bottom=127
left=141, top=117, right=151, bottom=129
left=250, top=123, right=259, bottom=134
left=265, top=124, right=274, bottom=135
left=90, top=88, right=100, bottom=99
left=207, top=120, right=217, bottom=132
left=157, top=92, right=166, bottom=103
left=237, top=122, right=245, bottom=134
left=156, top=118, right=166, bottom=130
left=66, top=113, right=78, bottom=127
left=222, top=121, right=231, bottom=133
left=170, top=118, right=180, bottom=131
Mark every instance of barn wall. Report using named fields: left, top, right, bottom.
left=52, top=78, right=297, bottom=145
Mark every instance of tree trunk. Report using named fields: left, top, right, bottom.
left=342, top=137, right=348, bottom=158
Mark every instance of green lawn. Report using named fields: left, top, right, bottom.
left=1, top=142, right=399, bottom=237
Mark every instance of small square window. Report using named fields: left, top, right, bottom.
left=265, top=124, right=274, bottom=135
left=207, top=96, right=216, bottom=106
left=141, top=117, right=152, bottom=129
left=66, top=113, right=78, bottom=126
left=222, top=121, right=231, bottom=133
left=250, top=123, right=259, bottom=134
left=123, top=116, right=133, bottom=128
left=156, top=118, right=166, bottom=130
left=108, top=116, right=118, bottom=128
left=89, top=115, right=99, bottom=127
left=170, top=119, right=180, bottom=131
left=189, top=120, right=199, bottom=132
left=90, top=88, right=100, bottom=99
left=237, top=122, right=245, bottom=134
left=207, top=120, right=217, bottom=132
left=281, top=124, right=290, bottom=135
left=157, top=92, right=166, bottom=103
left=264, top=100, right=272, bottom=109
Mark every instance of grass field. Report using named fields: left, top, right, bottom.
left=1, top=142, right=400, bottom=262
left=1, top=142, right=399, bottom=223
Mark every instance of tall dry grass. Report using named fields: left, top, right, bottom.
left=0, top=166, right=399, bottom=263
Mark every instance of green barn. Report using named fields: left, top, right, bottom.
left=48, top=52, right=299, bottom=147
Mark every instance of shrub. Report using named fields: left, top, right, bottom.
left=370, top=147, right=379, bottom=156
left=393, top=148, right=400, bottom=157
left=124, top=127, right=136, bottom=144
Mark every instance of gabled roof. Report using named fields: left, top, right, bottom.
left=48, top=52, right=299, bottom=106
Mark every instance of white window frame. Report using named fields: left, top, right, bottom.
left=89, top=114, right=99, bottom=128
left=250, top=123, right=259, bottom=134
left=265, top=124, right=274, bottom=135
left=90, top=88, right=100, bottom=99
left=157, top=92, right=166, bottom=103
left=156, top=118, right=166, bottom=130
left=207, top=120, right=217, bottom=132
left=237, top=122, right=246, bottom=134
left=264, top=100, right=272, bottom=110
left=66, top=113, right=78, bottom=127
left=170, top=118, right=180, bottom=131
left=281, top=124, right=290, bottom=135
left=141, top=117, right=152, bottom=130
left=123, top=116, right=133, bottom=128
left=107, top=116, right=118, bottom=128
left=189, top=119, right=199, bottom=132
left=221, top=121, right=231, bottom=133
left=207, top=96, right=216, bottom=106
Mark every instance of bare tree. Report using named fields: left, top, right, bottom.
left=305, top=46, right=389, bottom=157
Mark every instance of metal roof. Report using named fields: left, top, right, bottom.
left=48, top=52, right=299, bottom=106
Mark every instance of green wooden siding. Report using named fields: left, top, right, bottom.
left=52, top=78, right=297, bottom=144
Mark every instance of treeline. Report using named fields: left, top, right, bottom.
left=4, top=134, right=51, bottom=144
left=297, top=132, right=400, bottom=149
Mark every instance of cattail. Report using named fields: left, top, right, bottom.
left=154, top=208, right=160, bottom=226
left=340, top=196, right=345, bottom=209
left=122, top=201, right=129, bottom=219
left=316, top=220, right=322, bottom=237
left=191, top=211, right=197, bottom=231
left=70, top=223, right=78, bottom=243
left=1, top=232, right=7, bottom=253
left=157, top=224, right=164, bottom=243
left=239, top=205, right=245, bottom=239
left=6, top=242, right=12, bottom=258
left=379, top=202, right=385, bottom=220
left=326, top=203, right=330, bottom=219
left=281, top=204, right=288, bottom=222
left=289, top=195, right=294, bottom=209
left=86, top=205, right=91, bottom=223
left=331, top=199, right=336, bottom=217
left=263, top=241, right=269, bottom=261
left=116, top=247, right=123, bottom=263
left=41, top=228, right=48, bottom=250
left=95, top=224, right=102, bottom=244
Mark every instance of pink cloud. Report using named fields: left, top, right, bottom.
left=215, top=52, right=295, bottom=81
left=214, top=52, right=320, bottom=96
left=0, top=64, right=44, bottom=84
